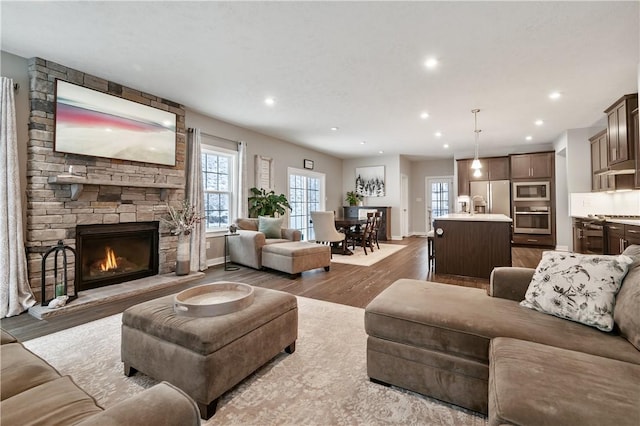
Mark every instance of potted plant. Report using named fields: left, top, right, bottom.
left=346, top=191, right=363, bottom=206
left=248, top=187, right=292, bottom=218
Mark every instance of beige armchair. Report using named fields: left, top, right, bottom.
left=227, top=218, right=302, bottom=269
left=311, top=211, right=345, bottom=256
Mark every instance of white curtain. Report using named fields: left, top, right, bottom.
left=186, top=128, right=207, bottom=272
left=1, top=77, right=36, bottom=317
left=236, top=141, right=248, bottom=219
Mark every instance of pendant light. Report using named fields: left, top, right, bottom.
left=470, top=109, right=482, bottom=176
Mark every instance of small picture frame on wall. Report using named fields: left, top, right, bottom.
left=303, top=159, right=314, bottom=170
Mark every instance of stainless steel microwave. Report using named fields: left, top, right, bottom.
left=513, top=181, right=550, bottom=201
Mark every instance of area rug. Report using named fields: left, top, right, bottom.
left=24, top=297, right=486, bottom=425
left=330, top=243, right=406, bottom=267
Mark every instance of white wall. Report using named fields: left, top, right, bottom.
left=342, top=155, right=402, bottom=239
left=185, top=109, right=344, bottom=261
left=554, top=127, right=603, bottom=251
left=1, top=51, right=29, bottom=235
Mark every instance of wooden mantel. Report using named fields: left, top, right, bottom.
left=47, top=175, right=183, bottom=201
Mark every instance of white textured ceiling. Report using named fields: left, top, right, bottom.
left=2, top=1, right=638, bottom=160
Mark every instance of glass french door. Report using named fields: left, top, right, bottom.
left=288, top=168, right=325, bottom=241
left=426, top=177, right=453, bottom=230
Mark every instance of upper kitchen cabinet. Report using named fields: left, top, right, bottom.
left=457, top=159, right=470, bottom=196
left=605, top=93, right=638, bottom=168
left=589, top=130, right=607, bottom=191
left=486, top=157, right=510, bottom=180
left=510, top=152, right=554, bottom=179
left=634, top=107, right=640, bottom=188
left=469, top=156, right=510, bottom=181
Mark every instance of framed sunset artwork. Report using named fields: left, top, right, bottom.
left=54, top=80, right=177, bottom=166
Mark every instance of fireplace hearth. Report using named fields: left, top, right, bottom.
left=76, top=222, right=159, bottom=291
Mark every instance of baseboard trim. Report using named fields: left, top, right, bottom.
left=208, top=256, right=224, bottom=267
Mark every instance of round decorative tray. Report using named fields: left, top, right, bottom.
left=173, top=282, right=255, bottom=317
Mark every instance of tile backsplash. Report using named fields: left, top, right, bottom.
left=570, top=190, right=640, bottom=217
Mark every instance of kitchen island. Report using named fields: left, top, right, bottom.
left=433, top=213, right=512, bottom=279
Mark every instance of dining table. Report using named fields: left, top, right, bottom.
left=334, top=218, right=366, bottom=255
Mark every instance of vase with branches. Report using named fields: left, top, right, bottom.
left=162, top=201, right=202, bottom=275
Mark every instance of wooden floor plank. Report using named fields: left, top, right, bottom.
left=0, top=237, right=544, bottom=341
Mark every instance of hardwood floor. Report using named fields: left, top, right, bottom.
left=0, top=237, right=544, bottom=341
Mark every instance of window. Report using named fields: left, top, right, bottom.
left=288, top=168, right=325, bottom=241
left=202, top=147, right=237, bottom=232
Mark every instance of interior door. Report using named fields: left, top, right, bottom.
left=401, top=174, right=409, bottom=237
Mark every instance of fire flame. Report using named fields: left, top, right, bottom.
left=99, top=247, right=118, bottom=271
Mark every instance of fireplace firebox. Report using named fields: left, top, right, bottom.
left=76, top=222, right=159, bottom=291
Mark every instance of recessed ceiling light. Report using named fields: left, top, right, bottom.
left=525, top=136, right=533, bottom=141
left=378, top=150, right=384, bottom=154
left=435, top=131, right=442, bottom=138
left=420, top=112, right=429, bottom=119
left=535, top=119, right=544, bottom=126
left=443, top=144, right=449, bottom=149
left=424, top=58, right=439, bottom=69
left=264, top=97, right=276, bottom=106
left=331, top=127, right=339, bottom=131
left=360, top=141, right=366, bottom=145
left=548, top=91, right=561, bottom=100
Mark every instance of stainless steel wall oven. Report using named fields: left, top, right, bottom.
left=513, top=205, right=551, bottom=234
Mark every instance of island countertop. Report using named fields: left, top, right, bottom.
left=436, top=213, right=512, bottom=222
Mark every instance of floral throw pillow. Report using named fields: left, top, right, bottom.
left=520, top=251, right=633, bottom=331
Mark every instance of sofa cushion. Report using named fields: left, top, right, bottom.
left=1, top=342, right=62, bottom=401
left=236, top=218, right=258, bottom=231
left=489, top=337, right=640, bottom=426
left=520, top=251, right=633, bottom=331
left=1, top=376, right=103, bottom=425
left=365, top=279, right=640, bottom=365
left=615, top=244, right=640, bottom=350
left=258, top=216, right=283, bottom=239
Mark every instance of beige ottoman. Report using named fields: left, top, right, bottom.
left=262, top=241, right=331, bottom=278
left=121, top=286, right=297, bottom=419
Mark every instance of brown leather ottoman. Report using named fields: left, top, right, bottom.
left=121, top=286, right=297, bottom=419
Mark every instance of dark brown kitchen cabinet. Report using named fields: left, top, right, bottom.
left=457, top=159, right=470, bottom=196
left=590, top=130, right=606, bottom=191
left=606, top=223, right=625, bottom=255
left=626, top=224, right=640, bottom=246
left=588, top=129, right=634, bottom=192
left=510, top=152, right=553, bottom=179
left=605, top=222, right=639, bottom=255
left=573, top=218, right=604, bottom=254
left=468, top=156, right=510, bottom=181
left=605, top=94, right=638, bottom=166
left=487, top=157, right=510, bottom=180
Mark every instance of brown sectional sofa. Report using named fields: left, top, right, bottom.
left=1, top=329, right=201, bottom=425
left=365, top=245, right=640, bottom=425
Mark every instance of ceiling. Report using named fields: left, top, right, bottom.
left=2, top=1, right=638, bottom=160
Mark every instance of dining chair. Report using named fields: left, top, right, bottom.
left=310, top=211, right=346, bottom=257
left=371, top=211, right=382, bottom=250
left=348, top=212, right=375, bottom=255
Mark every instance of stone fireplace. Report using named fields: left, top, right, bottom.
left=75, top=222, right=159, bottom=291
left=24, top=57, right=187, bottom=302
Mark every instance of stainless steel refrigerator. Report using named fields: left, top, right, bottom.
left=469, top=180, right=511, bottom=217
